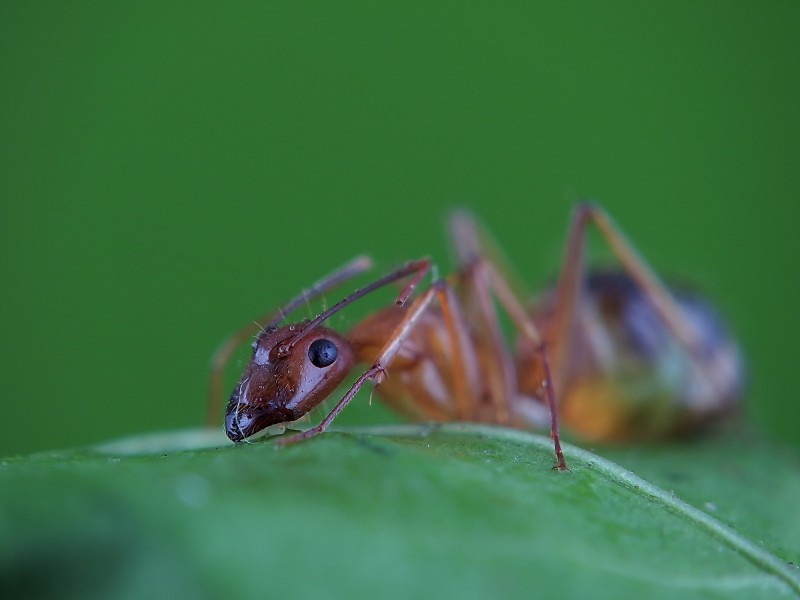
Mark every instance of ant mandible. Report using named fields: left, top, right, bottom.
left=206, top=203, right=743, bottom=471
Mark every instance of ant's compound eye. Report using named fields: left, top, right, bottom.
left=308, top=338, right=338, bottom=368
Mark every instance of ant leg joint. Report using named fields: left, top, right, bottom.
left=574, top=200, right=599, bottom=215
left=370, top=364, right=388, bottom=386
left=395, top=258, right=431, bottom=306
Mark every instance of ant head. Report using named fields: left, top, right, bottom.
left=225, top=324, right=355, bottom=442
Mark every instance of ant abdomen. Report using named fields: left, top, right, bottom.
left=517, top=271, right=743, bottom=442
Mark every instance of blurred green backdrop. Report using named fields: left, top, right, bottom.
left=1, top=2, right=798, bottom=457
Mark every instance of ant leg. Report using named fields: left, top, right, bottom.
left=454, top=263, right=516, bottom=425
left=206, top=255, right=373, bottom=427
left=276, top=279, right=474, bottom=446
left=434, top=279, right=481, bottom=420
left=448, top=211, right=567, bottom=469
left=475, top=260, right=568, bottom=470
left=448, top=209, right=530, bottom=301
left=550, top=202, right=715, bottom=392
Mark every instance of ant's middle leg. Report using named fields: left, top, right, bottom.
left=469, top=260, right=568, bottom=470
left=447, top=212, right=567, bottom=469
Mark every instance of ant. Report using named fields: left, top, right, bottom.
left=206, top=203, right=742, bottom=471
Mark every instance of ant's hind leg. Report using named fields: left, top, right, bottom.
left=549, top=202, right=715, bottom=393
left=205, top=255, right=373, bottom=427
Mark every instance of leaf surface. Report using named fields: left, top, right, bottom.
left=1, top=424, right=798, bottom=600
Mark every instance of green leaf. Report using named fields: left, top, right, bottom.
left=1, top=425, right=798, bottom=600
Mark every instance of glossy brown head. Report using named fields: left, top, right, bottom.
left=225, top=324, right=355, bottom=442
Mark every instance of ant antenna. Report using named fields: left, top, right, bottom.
left=287, top=258, right=431, bottom=348
left=264, top=255, right=373, bottom=330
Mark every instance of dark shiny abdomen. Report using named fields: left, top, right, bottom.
left=520, top=271, right=743, bottom=442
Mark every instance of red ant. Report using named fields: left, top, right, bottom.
left=206, top=204, right=742, bottom=470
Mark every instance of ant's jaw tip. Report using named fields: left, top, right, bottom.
left=227, top=431, right=245, bottom=444
left=225, top=408, right=259, bottom=443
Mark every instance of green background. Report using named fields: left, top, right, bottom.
left=1, top=2, right=798, bottom=457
